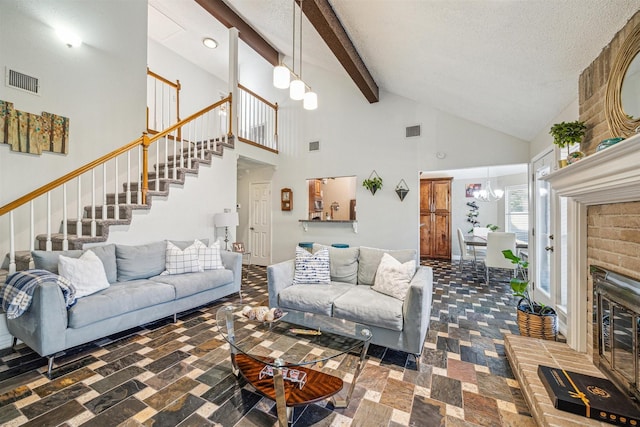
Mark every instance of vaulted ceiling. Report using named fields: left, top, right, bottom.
left=149, top=0, right=640, bottom=141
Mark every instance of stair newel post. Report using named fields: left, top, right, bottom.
left=46, top=192, right=52, bottom=251
left=76, top=177, right=82, bottom=239
left=62, top=183, right=68, bottom=250
left=126, top=151, right=131, bottom=205
left=9, top=211, right=15, bottom=274
left=91, top=169, right=96, bottom=237
left=142, top=133, right=150, bottom=206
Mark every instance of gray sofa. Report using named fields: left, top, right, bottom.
left=6, top=240, right=242, bottom=376
left=267, top=245, right=433, bottom=367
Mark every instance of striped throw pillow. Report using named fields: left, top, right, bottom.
left=293, top=246, right=330, bottom=285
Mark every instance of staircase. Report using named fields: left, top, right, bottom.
left=0, top=96, right=233, bottom=282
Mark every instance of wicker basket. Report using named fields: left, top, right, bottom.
left=516, top=306, right=557, bottom=340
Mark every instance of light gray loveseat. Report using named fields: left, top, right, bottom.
left=6, top=240, right=241, bottom=376
left=267, top=245, right=433, bottom=367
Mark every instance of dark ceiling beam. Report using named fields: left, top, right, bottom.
left=297, top=0, right=379, bottom=103
left=195, top=0, right=279, bottom=66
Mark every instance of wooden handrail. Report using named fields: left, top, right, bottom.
left=0, top=95, right=231, bottom=217
left=147, top=68, right=179, bottom=89
left=238, top=83, right=278, bottom=110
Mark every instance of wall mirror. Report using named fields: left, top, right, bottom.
left=306, top=176, right=357, bottom=221
left=605, top=24, right=640, bottom=137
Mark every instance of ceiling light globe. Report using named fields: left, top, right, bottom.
left=289, top=79, right=305, bottom=100
left=303, top=91, right=318, bottom=110
left=273, top=65, right=290, bottom=89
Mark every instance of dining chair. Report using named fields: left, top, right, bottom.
left=457, top=228, right=481, bottom=271
left=485, top=232, right=517, bottom=284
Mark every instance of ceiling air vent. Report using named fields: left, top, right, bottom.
left=309, top=141, right=320, bottom=151
left=6, top=68, right=40, bottom=95
left=405, top=125, right=421, bottom=138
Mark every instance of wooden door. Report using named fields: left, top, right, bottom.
left=433, top=212, right=451, bottom=258
left=432, top=180, right=450, bottom=212
left=420, top=214, right=432, bottom=258
left=420, top=178, right=452, bottom=259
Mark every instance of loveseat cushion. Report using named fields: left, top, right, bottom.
left=333, top=285, right=404, bottom=331
left=31, top=244, right=117, bottom=283
left=116, top=242, right=166, bottom=281
left=151, top=269, right=233, bottom=299
left=67, top=280, right=175, bottom=329
left=278, top=283, right=353, bottom=316
left=357, top=247, right=417, bottom=286
left=312, top=244, right=359, bottom=284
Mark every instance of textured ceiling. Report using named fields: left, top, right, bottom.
left=150, top=0, right=640, bottom=141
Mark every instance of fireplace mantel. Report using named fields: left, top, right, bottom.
left=544, top=133, right=640, bottom=204
left=541, top=132, right=640, bottom=353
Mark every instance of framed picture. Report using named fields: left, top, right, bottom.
left=465, top=183, right=481, bottom=198
left=281, top=188, right=292, bottom=211
left=232, top=242, right=245, bottom=253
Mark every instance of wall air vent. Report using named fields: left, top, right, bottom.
left=6, top=68, right=40, bottom=95
left=309, top=141, right=320, bottom=151
left=405, top=125, right=421, bottom=138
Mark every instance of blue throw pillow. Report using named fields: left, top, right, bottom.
left=293, top=246, right=330, bottom=285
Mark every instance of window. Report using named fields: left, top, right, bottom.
left=505, top=184, right=529, bottom=242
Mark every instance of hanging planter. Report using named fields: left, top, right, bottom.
left=362, top=170, right=383, bottom=195
left=395, top=179, right=409, bottom=201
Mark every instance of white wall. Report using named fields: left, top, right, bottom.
left=0, top=0, right=147, bottom=205
left=268, top=63, right=531, bottom=263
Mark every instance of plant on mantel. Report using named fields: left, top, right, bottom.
left=549, top=120, right=587, bottom=167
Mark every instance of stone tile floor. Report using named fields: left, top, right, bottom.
left=0, top=260, right=537, bottom=426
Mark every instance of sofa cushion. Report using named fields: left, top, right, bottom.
left=151, top=269, right=234, bottom=299
left=116, top=242, right=166, bottom=281
left=372, top=253, right=416, bottom=301
left=333, top=285, right=404, bottom=331
left=278, top=282, right=353, bottom=316
left=357, top=247, right=417, bottom=286
left=313, top=244, right=359, bottom=284
left=31, top=244, right=117, bottom=283
left=67, top=280, right=175, bottom=329
left=164, top=241, right=202, bottom=275
left=58, top=250, right=111, bottom=298
left=293, top=246, right=330, bottom=285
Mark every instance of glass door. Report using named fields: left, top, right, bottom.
left=531, top=150, right=555, bottom=308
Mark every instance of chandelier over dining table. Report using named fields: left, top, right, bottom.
left=272, top=0, right=318, bottom=110
left=473, top=168, right=504, bottom=202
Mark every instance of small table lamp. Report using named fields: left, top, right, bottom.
left=214, top=212, right=239, bottom=251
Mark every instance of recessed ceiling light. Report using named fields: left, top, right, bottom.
left=202, top=37, right=218, bottom=49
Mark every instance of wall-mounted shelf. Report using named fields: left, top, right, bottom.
left=299, top=220, right=358, bottom=233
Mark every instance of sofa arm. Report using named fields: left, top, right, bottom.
left=402, top=266, right=434, bottom=355
left=267, top=259, right=295, bottom=308
left=6, top=281, right=68, bottom=357
left=220, top=250, right=243, bottom=291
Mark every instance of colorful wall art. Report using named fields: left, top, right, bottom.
left=0, top=100, right=70, bottom=155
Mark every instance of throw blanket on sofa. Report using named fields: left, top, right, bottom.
left=1, top=270, right=76, bottom=319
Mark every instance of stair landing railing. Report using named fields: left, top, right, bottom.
left=237, top=83, right=278, bottom=153
left=0, top=95, right=232, bottom=274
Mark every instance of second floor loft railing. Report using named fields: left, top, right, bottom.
left=0, top=95, right=232, bottom=274
left=147, top=68, right=180, bottom=135
left=237, top=83, right=278, bottom=153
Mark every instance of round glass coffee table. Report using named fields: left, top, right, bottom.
left=216, top=306, right=372, bottom=426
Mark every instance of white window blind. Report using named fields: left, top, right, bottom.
left=505, top=184, right=529, bottom=242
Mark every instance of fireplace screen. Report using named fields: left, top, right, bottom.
left=593, top=266, right=640, bottom=401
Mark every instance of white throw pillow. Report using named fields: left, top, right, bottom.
left=195, top=240, right=224, bottom=270
left=293, top=246, right=330, bottom=285
left=372, top=252, right=417, bottom=301
left=165, top=241, right=202, bottom=274
left=58, top=250, right=110, bottom=298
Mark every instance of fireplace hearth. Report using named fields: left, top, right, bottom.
left=592, top=265, right=640, bottom=402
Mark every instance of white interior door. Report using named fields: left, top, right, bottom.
left=531, top=149, right=556, bottom=308
left=249, top=182, right=271, bottom=266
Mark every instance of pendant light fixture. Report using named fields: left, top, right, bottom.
left=289, top=0, right=305, bottom=100
left=473, top=168, right=504, bottom=202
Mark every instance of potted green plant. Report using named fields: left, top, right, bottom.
left=486, top=224, right=499, bottom=232
left=549, top=121, right=587, bottom=168
left=502, top=249, right=557, bottom=340
left=362, top=176, right=383, bottom=195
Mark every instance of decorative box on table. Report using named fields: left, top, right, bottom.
left=538, top=365, right=640, bottom=426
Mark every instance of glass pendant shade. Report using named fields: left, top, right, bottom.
left=303, top=91, right=318, bottom=110
left=289, top=79, right=305, bottom=100
left=273, top=65, right=290, bottom=89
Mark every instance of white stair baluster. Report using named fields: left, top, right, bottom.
left=76, top=177, right=82, bottom=239
left=9, top=211, right=15, bottom=274
left=46, top=192, right=52, bottom=251
left=91, top=169, right=96, bottom=237
left=126, top=151, right=131, bottom=205
left=155, top=139, right=160, bottom=191
left=29, top=201, right=34, bottom=268
left=187, top=122, right=192, bottom=169
left=164, top=136, right=168, bottom=179
left=114, top=157, right=119, bottom=220
left=63, top=183, right=68, bottom=250
left=102, top=163, right=107, bottom=220
left=172, top=130, right=177, bottom=179
left=137, top=145, right=142, bottom=204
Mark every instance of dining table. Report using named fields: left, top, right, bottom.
left=464, top=235, right=528, bottom=250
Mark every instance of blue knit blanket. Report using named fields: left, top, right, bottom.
left=1, top=270, right=76, bottom=319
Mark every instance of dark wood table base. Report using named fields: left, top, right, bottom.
left=233, top=354, right=343, bottom=406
